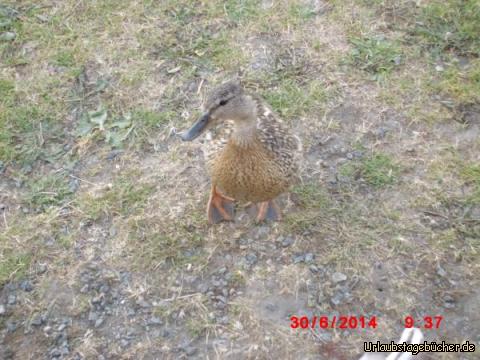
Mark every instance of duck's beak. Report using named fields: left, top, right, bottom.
left=180, top=113, right=210, bottom=141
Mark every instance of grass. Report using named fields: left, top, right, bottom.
left=262, top=79, right=327, bottom=119
left=24, top=173, right=72, bottom=210
left=437, top=59, right=480, bottom=104
left=349, top=35, right=402, bottom=78
left=461, top=164, right=480, bottom=204
left=78, top=174, right=155, bottom=220
left=413, top=0, right=480, bottom=57
left=340, top=152, right=400, bottom=188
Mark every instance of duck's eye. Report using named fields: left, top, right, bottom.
left=219, top=99, right=228, bottom=106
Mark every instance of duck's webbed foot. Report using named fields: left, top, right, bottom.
left=207, top=186, right=235, bottom=224
left=256, top=199, right=282, bottom=222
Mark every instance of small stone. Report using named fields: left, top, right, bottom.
left=245, top=253, right=257, bottom=265
left=7, top=294, right=16, bottom=305
left=37, top=264, right=48, bottom=274
left=20, top=280, right=34, bottom=292
left=57, top=324, right=67, bottom=332
left=346, top=153, right=353, bottom=160
left=330, top=292, right=344, bottom=306
left=198, top=283, right=209, bottom=293
left=50, top=348, right=62, bottom=357
left=136, top=298, right=150, bottom=308
left=31, top=314, right=44, bottom=326
left=94, top=317, right=104, bottom=328
left=293, top=254, right=305, bottom=263
left=0, top=32, right=16, bottom=41
left=443, top=295, right=455, bottom=309
left=281, top=236, right=294, bottom=247
left=304, top=253, right=314, bottom=263
left=148, top=316, right=163, bottom=325
left=331, top=272, right=347, bottom=283
left=6, top=321, right=17, bottom=332
left=88, top=311, right=98, bottom=322
left=80, top=284, right=89, bottom=293
left=120, top=339, right=130, bottom=348
left=0, top=304, right=6, bottom=315
left=435, top=65, right=444, bottom=72
left=184, top=346, right=197, bottom=356
left=436, top=264, right=447, bottom=277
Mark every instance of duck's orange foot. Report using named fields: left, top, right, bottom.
left=207, top=186, right=235, bottom=224
left=256, top=200, right=282, bottom=222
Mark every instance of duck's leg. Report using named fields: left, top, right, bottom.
left=256, top=200, right=282, bottom=222
left=207, top=185, right=235, bottom=224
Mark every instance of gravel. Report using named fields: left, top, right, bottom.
left=331, top=272, right=347, bottom=283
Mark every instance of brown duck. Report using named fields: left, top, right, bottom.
left=181, top=81, right=302, bottom=224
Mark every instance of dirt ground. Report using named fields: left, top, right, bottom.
left=1, top=1, right=479, bottom=359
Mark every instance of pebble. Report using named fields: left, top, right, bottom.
left=293, top=254, right=305, bottom=263
left=304, top=253, right=314, bottom=263
left=281, top=236, right=294, bottom=247
left=436, top=264, right=447, bottom=277
left=37, top=263, right=48, bottom=274
left=31, top=314, right=44, bottom=326
left=148, top=316, right=163, bottom=325
left=330, top=292, right=344, bottom=306
left=94, top=317, right=105, bottom=328
left=184, top=346, right=197, bottom=356
left=0, top=304, right=5, bottom=315
left=7, top=294, right=16, bottom=305
left=19, top=280, right=34, bottom=292
left=6, top=320, right=17, bottom=332
left=88, top=311, right=98, bottom=322
left=331, top=272, right=347, bottom=283
left=136, top=298, right=150, bottom=308
left=245, top=253, right=258, bottom=265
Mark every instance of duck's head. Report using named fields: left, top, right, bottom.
left=181, top=81, right=256, bottom=141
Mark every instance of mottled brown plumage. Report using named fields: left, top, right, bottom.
left=181, top=81, right=302, bottom=223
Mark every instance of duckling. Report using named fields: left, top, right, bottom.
left=181, top=81, right=302, bottom=224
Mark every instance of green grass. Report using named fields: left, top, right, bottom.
left=414, top=0, right=480, bottom=57
left=437, top=59, right=480, bottom=104
left=461, top=164, right=480, bottom=204
left=291, top=183, right=329, bottom=209
left=349, top=35, right=402, bottom=78
left=78, top=174, right=155, bottom=220
left=0, top=252, right=31, bottom=286
left=340, top=152, right=400, bottom=188
left=262, top=79, right=327, bottom=119
left=24, top=174, right=73, bottom=210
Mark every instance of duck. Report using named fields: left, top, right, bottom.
left=181, top=81, right=302, bottom=224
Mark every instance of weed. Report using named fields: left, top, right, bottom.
left=461, top=164, right=480, bottom=204
left=0, top=252, right=31, bottom=286
left=262, top=79, right=326, bottom=119
left=349, top=36, right=402, bottom=78
left=78, top=175, right=154, bottom=220
left=24, top=174, right=72, bottom=210
left=438, top=59, right=480, bottom=104
left=341, top=152, right=400, bottom=188
left=414, top=0, right=480, bottom=57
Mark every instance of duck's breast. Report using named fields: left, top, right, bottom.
left=210, top=140, right=290, bottom=203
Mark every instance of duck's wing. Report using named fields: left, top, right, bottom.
left=256, top=101, right=302, bottom=180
